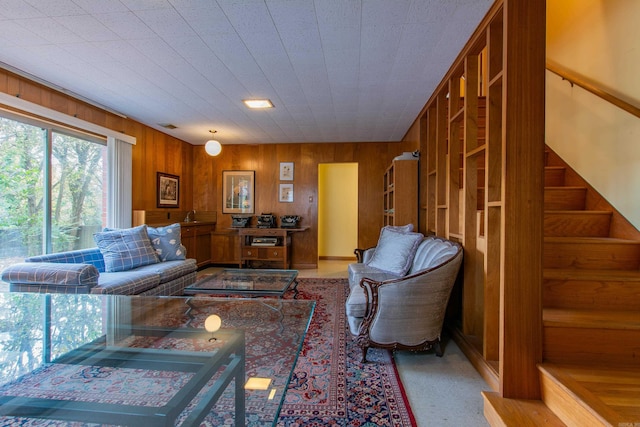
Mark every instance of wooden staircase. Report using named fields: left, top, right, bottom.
left=484, top=148, right=640, bottom=426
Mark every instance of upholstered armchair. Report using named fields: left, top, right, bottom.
left=347, top=234, right=463, bottom=362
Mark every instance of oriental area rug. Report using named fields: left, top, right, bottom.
left=0, top=278, right=416, bottom=426
left=276, top=277, right=416, bottom=426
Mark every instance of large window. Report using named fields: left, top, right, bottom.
left=0, top=115, right=107, bottom=272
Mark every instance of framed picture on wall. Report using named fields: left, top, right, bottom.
left=279, top=162, right=294, bottom=181
left=279, top=183, right=294, bottom=202
left=223, top=170, right=255, bottom=214
left=157, top=172, right=179, bottom=208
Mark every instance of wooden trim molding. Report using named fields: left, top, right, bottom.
left=0, top=91, right=136, bottom=144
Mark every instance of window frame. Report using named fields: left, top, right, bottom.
left=0, top=92, right=135, bottom=257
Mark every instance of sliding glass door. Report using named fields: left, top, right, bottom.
left=0, top=115, right=107, bottom=271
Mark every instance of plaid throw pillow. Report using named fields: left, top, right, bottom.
left=94, top=225, right=159, bottom=272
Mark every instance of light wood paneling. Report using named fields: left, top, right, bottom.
left=0, top=68, right=196, bottom=222
left=408, top=0, right=546, bottom=404
left=0, top=68, right=402, bottom=269
left=500, top=0, right=546, bottom=399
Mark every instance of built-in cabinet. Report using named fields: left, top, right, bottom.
left=181, top=224, right=213, bottom=268
left=383, top=159, right=419, bottom=228
left=210, top=230, right=240, bottom=265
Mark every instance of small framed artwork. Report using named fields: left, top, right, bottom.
left=157, top=172, right=179, bottom=208
left=223, top=170, right=255, bottom=214
left=279, top=162, right=294, bottom=181
left=279, top=183, right=294, bottom=203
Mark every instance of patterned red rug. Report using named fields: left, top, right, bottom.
left=0, top=278, right=415, bottom=426
left=277, top=277, right=416, bottom=426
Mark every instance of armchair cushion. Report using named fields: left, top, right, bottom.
left=94, top=225, right=159, bottom=272
left=366, top=227, right=423, bottom=276
left=348, top=262, right=400, bottom=290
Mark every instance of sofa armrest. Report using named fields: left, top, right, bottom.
left=1, top=262, right=99, bottom=288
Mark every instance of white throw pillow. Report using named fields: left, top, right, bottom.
left=366, top=227, right=423, bottom=276
left=147, top=223, right=187, bottom=261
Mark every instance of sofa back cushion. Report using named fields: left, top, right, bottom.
left=409, top=237, right=460, bottom=275
left=94, top=225, right=159, bottom=272
left=366, top=227, right=423, bottom=276
left=26, top=248, right=106, bottom=272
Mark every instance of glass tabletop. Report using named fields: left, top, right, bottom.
left=185, top=269, right=299, bottom=297
left=0, top=292, right=314, bottom=426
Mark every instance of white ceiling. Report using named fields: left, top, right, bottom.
left=0, top=0, right=493, bottom=146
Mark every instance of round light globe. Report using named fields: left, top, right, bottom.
left=204, top=314, right=222, bottom=333
left=205, top=140, right=222, bottom=156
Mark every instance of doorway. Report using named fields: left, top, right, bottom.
left=318, top=163, right=358, bottom=260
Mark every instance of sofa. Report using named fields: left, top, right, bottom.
left=1, top=224, right=197, bottom=296
left=346, top=225, right=463, bottom=361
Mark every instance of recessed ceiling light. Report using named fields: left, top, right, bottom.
left=243, top=99, right=274, bottom=109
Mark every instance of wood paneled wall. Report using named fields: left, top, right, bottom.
left=1, top=68, right=415, bottom=268
left=192, top=142, right=405, bottom=268
left=0, top=68, right=196, bottom=217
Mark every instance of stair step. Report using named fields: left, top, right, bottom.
left=545, top=187, right=587, bottom=210
left=544, top=211, right=611, bottom=237
left=544, top=309, right=640, bottom=330
left=543, top=309, right=640, bottom=367
left=544, top=166, right=566, bottom=187
left=544, top=268, right=640, bottom=310
left=482, top=391, right=566, bottom=426
left=539, top=364, right=640, bottom=426
left=544, top=237, right=640, bottom=270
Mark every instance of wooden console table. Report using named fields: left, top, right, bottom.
left=237, top=227, right=308, bottom=269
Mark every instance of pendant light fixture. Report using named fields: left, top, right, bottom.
left=205, top=130, right=222, bottom=156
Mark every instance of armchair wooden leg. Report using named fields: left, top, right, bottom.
left=434, top=340, right=443, bottom=357
left=361, top=346, right=369, bottom=363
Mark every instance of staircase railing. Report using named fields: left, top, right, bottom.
left=546, top=60, right=640, bottom=119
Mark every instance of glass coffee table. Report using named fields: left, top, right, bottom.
left=185, top=269, right=300, bottom=299
left=0, top=292, right=314, bottom=426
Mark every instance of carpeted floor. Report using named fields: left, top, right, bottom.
left=277, top=277, right=416, bottom=426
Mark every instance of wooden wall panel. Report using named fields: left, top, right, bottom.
left=1, top=68, right=415, bottom=268
left=0, top=68, right=196, bottom=221
left=192, top=142, right=403, bottom=268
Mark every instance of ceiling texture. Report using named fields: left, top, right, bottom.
left=0, top=0, right=493, bottom=146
